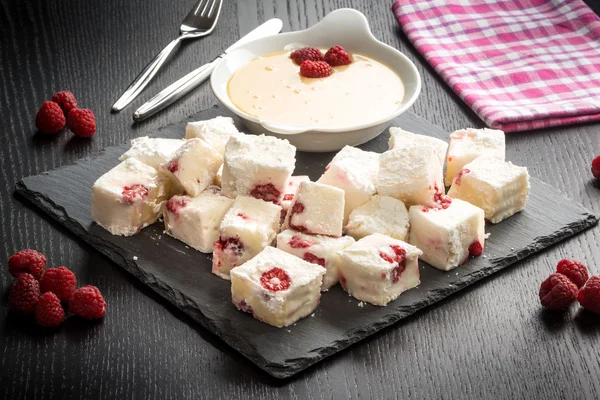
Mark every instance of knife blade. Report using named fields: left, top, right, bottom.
left=133, top=18, right=283, bottom=122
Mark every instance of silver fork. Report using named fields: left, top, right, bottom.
left=111, top=0, right=223, bottom=112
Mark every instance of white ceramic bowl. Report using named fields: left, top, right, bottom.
left=210, top=8, right=421, bottom=152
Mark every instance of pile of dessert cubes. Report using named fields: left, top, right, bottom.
left=91, top=116, right=530, bottom=327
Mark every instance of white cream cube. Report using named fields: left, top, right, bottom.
left=160, top=138, right=223, bottom=197
left=212, top=196, right=281, bottom=279
left=119, top=136, right=185, bottom=170
left=445, top=128, right=505, bottom=186
left=447, top=156, right=530, bottom=223
left=345, top=195, right=410, bottom=241
left=276, top=229, right=355, bottom=291
left=317, top=146, right=379, bottom=222
left=231, top=246, right=325, bottom=328
left=163, top=187, right=234, bottom=253
left=92, top=158, right=170, bottom=236
left=388, top=127, right=448, bottom=168
left=221, top=134, right=296, bottom=203
left=408, top=198, right=485, bottom=271
left=185, top=116, right=242, bottom=156
left=337, top=233, right=422, bottom=306
left=377, top=145, right=444, bottom=208
left=283, top=181, right=345, bottom=237
left=280, top=175, right=311, bottom=216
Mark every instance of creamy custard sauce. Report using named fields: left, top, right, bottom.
left=227, top=50, right=405, bottom=129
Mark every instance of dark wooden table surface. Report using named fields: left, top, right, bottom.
left=1, top=1, right=599, bottom=399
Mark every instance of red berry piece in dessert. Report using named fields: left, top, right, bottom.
left=230, top=247, right=325, bottom=327
left=35, top=292, right=65, bottom=328
left=119, top=136, right=184, bottom=170
left=299, top=60, right=333, bottom=78
left=290, top=47, right=323, bottom=64
left=8, top=249, right=47, bottom=279
left=338, top=233, right=422, bottom=306
left=67, top=108, right=96, bottom=137
left=577, top=276, right=600, bottom=314
left=51, top=91, right=78, bottom=114
left=121, top=184, right=148, bottom=204
left=250, top=183, right=281, bottom=204
left=35, top=101, right=66, bottom=134
left=69, top=285, right=107, bottom=319
left=323, top=45, right=352, bottom=66
left=346, top=195, right=409, bottom=241
left=592, top=155, right=600, bottom=180
left=40, top=266, right=77, bottom=302
left=539, top=273, right=578, bottom=310
left=279, top=175, right=310, bottom=221
left=556, top=259, right=589, bottom=289
left=185, top=116, right=242, bottom=156
left=9, top=273, right=40, bottom=313
left=388, top=127, right=448, bottom=167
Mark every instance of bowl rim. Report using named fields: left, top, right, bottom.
left=210, top=8, right=422, bottom=135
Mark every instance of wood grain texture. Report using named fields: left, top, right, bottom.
left=1, top=0, right=599, bottom=398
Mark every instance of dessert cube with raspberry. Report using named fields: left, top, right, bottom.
left=345, top=195, right=410, bottom=242
left=283, top=181, right=345, bottom=237
left=92, top=158, right=170, bottom=236
left=69, top=285, right=106, bottom=319
left=299, top=60, right=333, bottom=78
left=212, top=196, right=281, bottom=279
left=8, top=249, right=47, bottom=280
left=290, top=47, right=323, bottom=64
left=51, top=91, right=78, bottom=114
left=279, top=175, right=310, bottom=221
left=445, top=128, right=505, bottom=186
left=276, top=229, right=355, bottom=291
left=338, top=233, right=422, bottom=306
left=447, top=156, right=530, bottom=223
left=388, top=127, right=448, bottom=168
left=317, top=146, right=380, bottom=223
left=160, top=138, right=223, bottom=197
left=163, top=187, right=234, bottom=253
left=9, top=273, right=40, bottom=313
left=230, top=246, right=326, bottom=327
left=35, top=292, right=65, bottom=328
left=119, top=136, right=185, bottom=170
left=35, top=101, right=66, bottom=134
left=221, top=134, right=296, bottom=203
left=539, top=273, right=578, bottom=310
left=67, top=108, right=96, bottom=138
left=556, top=259, right=589, bottom=289
left=185, top=116, right=243, bottom=156
left=577, top=276, right=600, bottom=314
left=408, top=198, right=486, bottom=271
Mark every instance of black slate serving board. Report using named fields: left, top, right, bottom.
left=16, top=105, right=598, bottom=378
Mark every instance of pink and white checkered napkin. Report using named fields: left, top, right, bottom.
left=393, top=0, right=600, bottom=132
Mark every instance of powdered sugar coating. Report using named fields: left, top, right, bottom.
left=388, top=127, right=448, bottom=168
left=185, top=116, right=242, bottom=156
left=345, top=195, right=409, bottom=241
left=119, top=136, right=185, bottom=169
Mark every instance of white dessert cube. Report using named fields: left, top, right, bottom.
left=92, top=158, right=170, bottom=236
left=279, top=175, right=310, bottom=219
left=345, top=195, right=410, bottom=241
left=337, top=233, right=422, bottom=306
left=317, top=146, right=379, bottom=222
left=230, top=246, right=326, bottom=327
left=445, top=128, right=505, bottom=186
left=221, top=134, right=296, bottom=203
left=212, top=196, right=281, bottom=279
left=283, top=181, right=345, bottom=237
left=408, top=198, right=485, bottom=271
left=160, top=138, right=223, bottom=197
left=276, top=229, right=355, bottom=291
left=377, top=145, right=444, bottom=208
left=388, top=127, right=448, bottom=168
left=163, top=187, right=234, bottom=253
left=185, top=116, right=242, bottom=156
left=119, top=136, right=185, bottom=170
left=447, top=156, right=530, bottom=223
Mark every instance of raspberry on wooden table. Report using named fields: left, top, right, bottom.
left=35, top=292, right=65, bottom=328
left=556, top=259, right=589, bottom=289
left=539, top=273, right=578, bottom=310
left=299, top=60, right=333, bottom=78
left=323, top=45, right=352, bottom=66
left=40, top=266, right=77, bottom=302
left=577, top=276, right=600, bottom=315
left=69, top=285, right=106, bottom=319
left=290, top=47, right=323, bottom=64
left=9, top=273, right=40, bottom=314
left=67, top=108, right=96, bottom=137
left=592, top=155, right=600, bottom=180
left=8, top=249, right=47, bottom=280
left=35, top=101, right=66, bottom=134
left=51, top=91, right=78, bottom=114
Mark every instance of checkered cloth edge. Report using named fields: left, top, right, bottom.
left=393, top=0, right=600, bottom=132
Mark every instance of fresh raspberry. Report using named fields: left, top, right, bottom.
left=35, top=101, right=66, bottom=134
left=8, top=273, right=40, bottom=313
left=260, top=267, right=291, bottom=292
left=165, top=196, right=188, bottom=216
left=51, top=91, right=78, bottom=114
left=35, top=292, right=65, bottom=327
left=539, top=273, right=578, bottom=310
left=303, top=252, right=325, bottom=267
left=67, top=108, right=96, bottom=137
left=468, top=241, right=483, bottom=257
left=556, top=259, right=589, bottom=289
left=592, top=155, right=600, bottom=180
left=122, top=184, right=148, bottom=204
left=290, top=47, right=323, bottom=64
left=40, top=266, right=77, bottom=302
left=577, top=276, right=600, bottom=314
left=300, top=60, right=333, bottom=78
left=250, top=183, right=281, bottom=203
left=8, top=249, right=47, bottom=280
left=323, top=45, right=352, bottom=66
left=69, top=285, right=107, bottom=319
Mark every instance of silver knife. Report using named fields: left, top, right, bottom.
left=133, top=19, right=283, bottom=122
